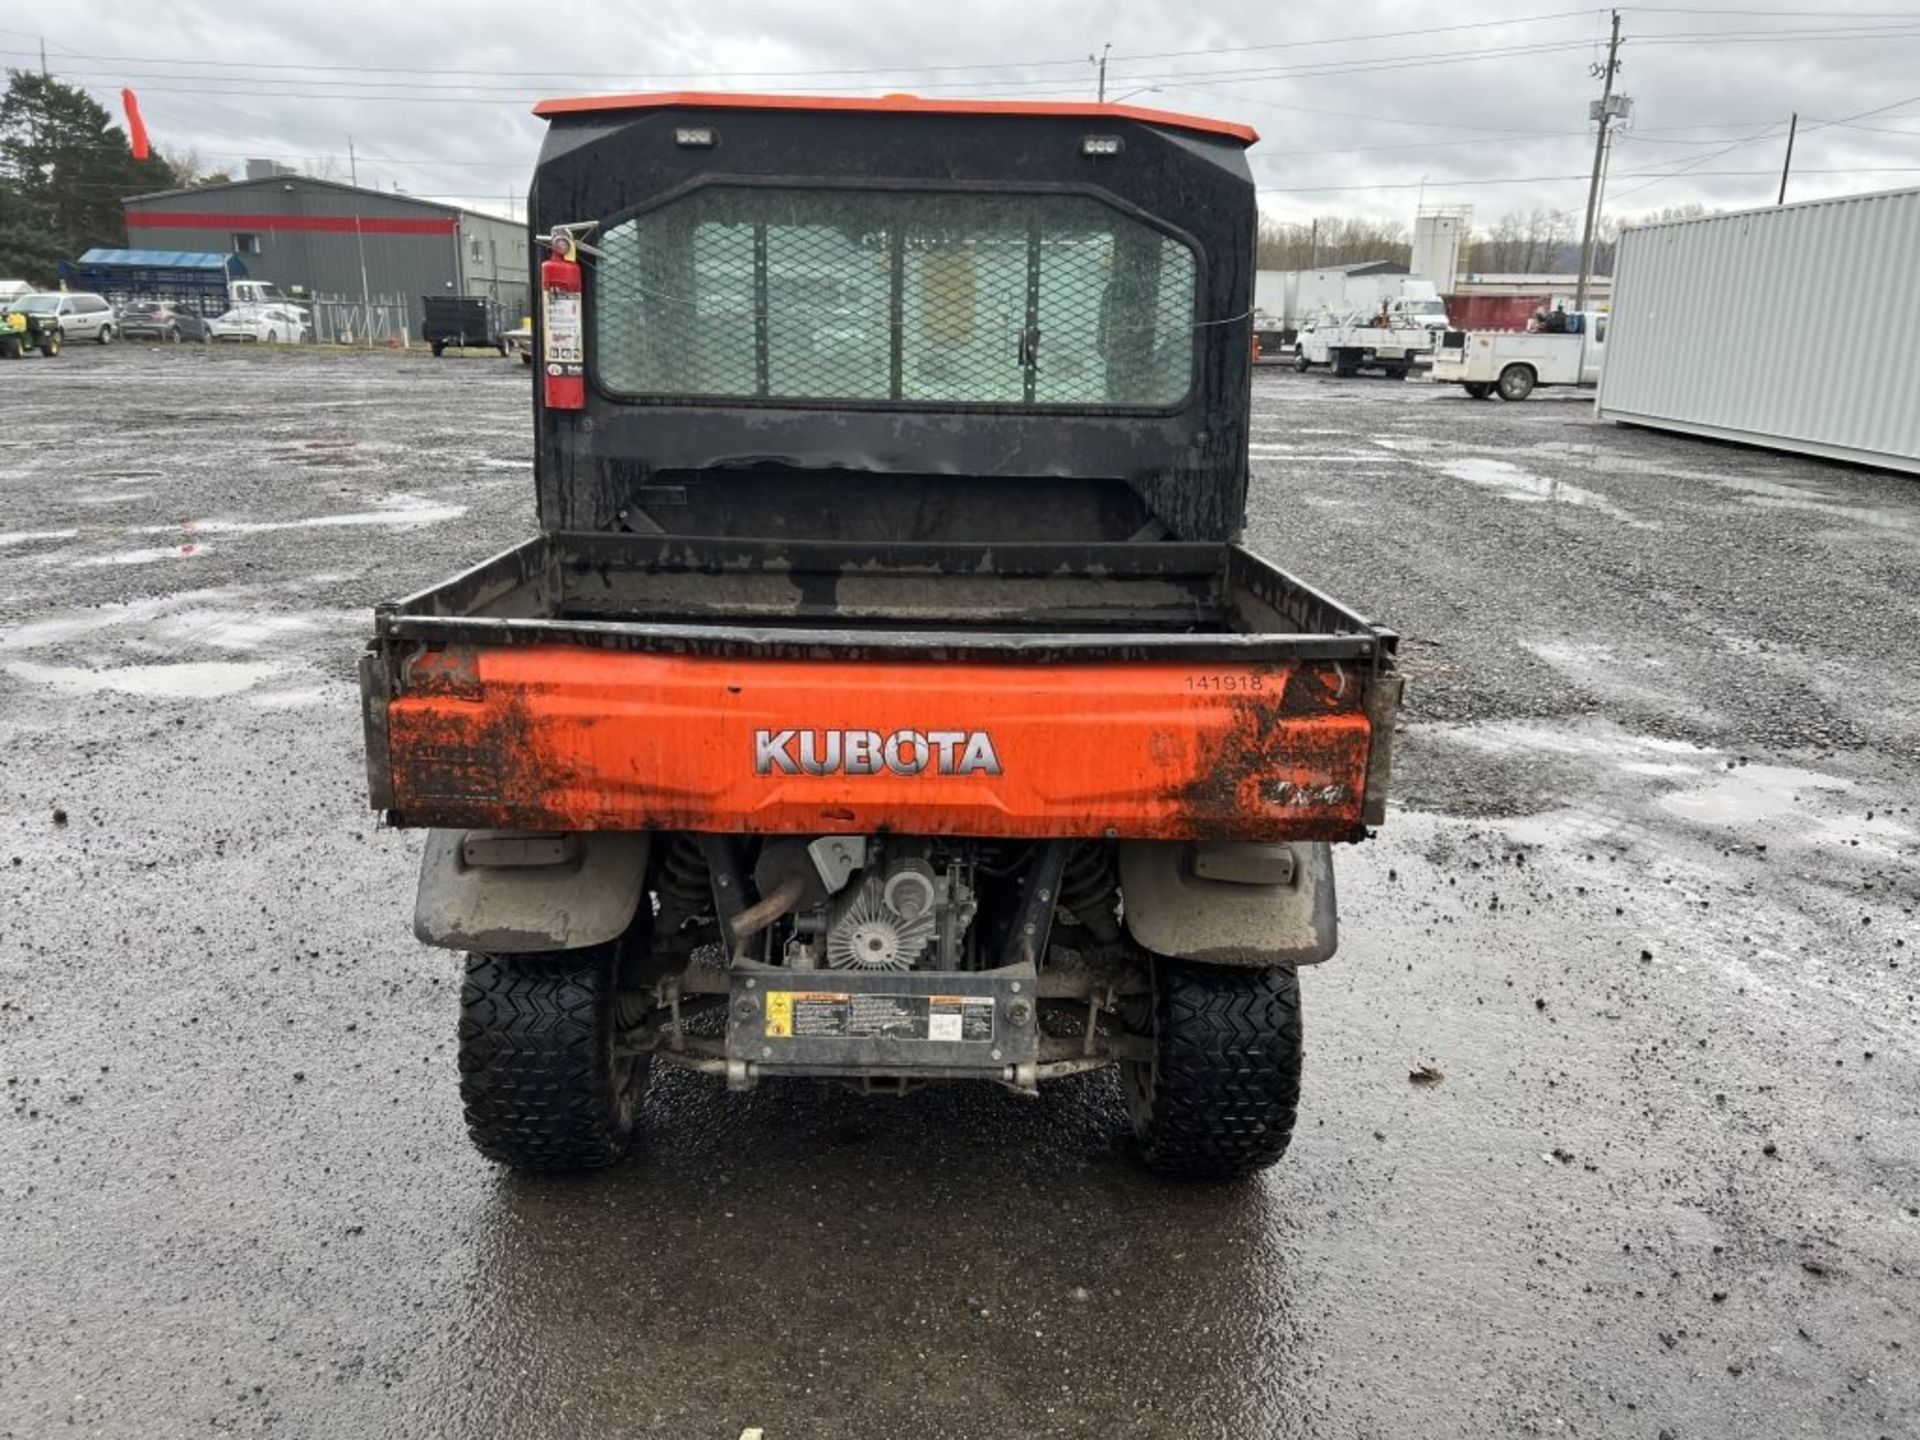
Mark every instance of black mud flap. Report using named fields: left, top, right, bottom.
left=724, top=963, right=1040, bottom=1092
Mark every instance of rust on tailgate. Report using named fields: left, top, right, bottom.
left=381, top=646, right=1375, bottom=841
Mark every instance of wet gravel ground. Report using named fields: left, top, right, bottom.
left=1, top=345, right=1916, bottom=1439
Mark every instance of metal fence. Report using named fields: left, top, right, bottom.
left=307, top=293, right=413, bottom=347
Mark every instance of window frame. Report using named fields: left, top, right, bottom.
left=583, top=176, right=1207, bottom=417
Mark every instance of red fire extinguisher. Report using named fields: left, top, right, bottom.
left=541, top=236, right=585, bottom=411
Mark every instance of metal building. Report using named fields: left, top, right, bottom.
left=120, top=175, right=529, bottom=322
left=1598, top=187, right=1920, bottom=475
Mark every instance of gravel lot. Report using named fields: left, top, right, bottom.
left=2, top=344, right=1916, bottom=1439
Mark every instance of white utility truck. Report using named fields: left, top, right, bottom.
left=1254, top=271, right=1447, bottom=356
left=1291, top=292, right=1448, bottom=378
left=1432, top=310, right=1608, bottom=400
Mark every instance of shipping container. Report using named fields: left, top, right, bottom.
left=1597, top=188, right=1920, bottom=475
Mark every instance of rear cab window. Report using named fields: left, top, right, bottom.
left=592, top=186, right=1198, bottom=410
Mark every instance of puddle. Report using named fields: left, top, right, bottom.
left=1252, top=451, right=1401, bottom=464
left=1658, top=763, right=1847, bottom=826
left=149, top=608, right=343, bottom=650
left=77, top=544, right=209, bottom=567
left=1527, top=443, right=1918, bottom=532
left=249, top=685, right=337, bottom=709
left=0, top=529, right=79, bottom=547
left=1520, top=639, right=1701, bottom=717
left=1721, top=490, right=1916, bottom=534
left=0, top=591, right=349, bottom=655
left=6, top=658, right=283, bottom=699
left=0, top=592, right=237, bottom=650
left=1426, top=719, right=1915, bottom=859
left=146, top=495, right=465, bottom=537
left=1659, top=764, right=1915, bottom=856
left=1428, top=458, right=1650, bottom=526
left=1435, top=720, right=1701, bottom=766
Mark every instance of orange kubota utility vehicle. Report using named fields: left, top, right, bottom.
left=359, top=93, right=1402, bottom=1179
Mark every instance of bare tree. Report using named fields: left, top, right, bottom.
left=1466, top=208, right=1579, bottom=274
left=157, top=145, right=204, bottom=185
left=1255, top=213, right=1411, bottom=270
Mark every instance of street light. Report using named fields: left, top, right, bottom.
left=1107, top=85, right=1163, bottom=103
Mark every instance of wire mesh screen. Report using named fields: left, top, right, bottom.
left=593, top=187, right=1196, bottom=408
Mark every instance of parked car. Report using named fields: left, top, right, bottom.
left=118, top=300, right=213, bottom=344
left=209, top=305, right=310, bottom=344
left=7, top=291, right=118, bottom=343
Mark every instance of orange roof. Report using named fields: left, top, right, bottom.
left=530, top=91, right=1258, bottom=145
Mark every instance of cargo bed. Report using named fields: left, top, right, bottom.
left=361, top=534, right=1400, bottom=841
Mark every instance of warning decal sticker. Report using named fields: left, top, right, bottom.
left=929, top=995, right=996, bottom=1042
left=762, top=991, right=994, bottom=1042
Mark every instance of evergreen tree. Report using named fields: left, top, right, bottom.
left=0, top=70, right=178, bottom=283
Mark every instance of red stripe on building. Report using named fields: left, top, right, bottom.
left=125, top=210, right=459, bottom=236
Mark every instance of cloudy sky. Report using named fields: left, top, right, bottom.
left=10, top=1, right=1920, bottom=230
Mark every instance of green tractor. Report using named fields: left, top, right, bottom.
left=1, top=308, right=62, bottom=359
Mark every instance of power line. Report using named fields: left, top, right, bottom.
left=11, top=7, right=1911, bottom=88
left=1620, top=6, right=1920, bottom=16
left=1606, top=120, right=1787, bottom=200
left=1609, top=88, right=1920, bottom=199
left=0, top=13, right=1611, bottom=83
left=1255, top=165, right=1920, bottom=192
left=19, top=38, right=1618, bottom=97
left=29, top=16, right=1917, bottom=106
left=1110, top=9, right=1606, bottom=62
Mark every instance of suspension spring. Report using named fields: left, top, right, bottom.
left=652, top=833, right=712, bottom=935
left=1058, top=842, right=1122, bottom=944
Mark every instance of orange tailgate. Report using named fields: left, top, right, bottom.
left=382, top=645, right=1378, bottom=841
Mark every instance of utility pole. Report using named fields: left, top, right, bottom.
left=348, top=135, right=359, bottom=189
left=1309, top=217, right=1318, bottom=267
left=39, top=37, right=48, bottom=76
left=1092, top=42, right=1110, bottom=102
left=1777, top=111, right=1798, bottom=206
left=1575, top=8, right=1623, bottom=312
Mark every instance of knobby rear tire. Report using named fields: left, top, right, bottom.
left=1124, top=958, right=1304, bottom=1180
left=458, top=943, right=650, bottom=1172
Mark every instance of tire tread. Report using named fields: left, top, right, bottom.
left=1130, top=961, right=1304, bottom=1180
left=458, top=947, right=642, bottom=1171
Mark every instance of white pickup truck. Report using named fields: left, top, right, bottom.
left=1432, top=311, right=1608, bottom=400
